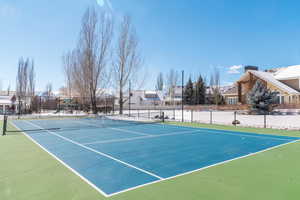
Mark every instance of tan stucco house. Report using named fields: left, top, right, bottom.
left=223, top=65, right=300, bottom=105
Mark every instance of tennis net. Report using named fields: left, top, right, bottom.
left=2, top=112, right=164, bottom=135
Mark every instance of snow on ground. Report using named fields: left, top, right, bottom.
left=124, top=110, right=300, bottom=130
left=2, top=110, right=300, bottom=130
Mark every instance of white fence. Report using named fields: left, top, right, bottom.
left=123, top=109, right=300, bottom=130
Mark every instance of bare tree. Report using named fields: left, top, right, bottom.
left=210, top=67, right=222, bottom=105
left=64, top=7, right=113, bottom=114
left=62, top=51, right=73, bottom=97
left=16, top=58, right=36, bottom=113
left=113, top=16, right=143, bottom=114
left=16, top=58, right=28, bottom=98
left=45, top=83, right=53, bottom=98
left=16, top=58, right=35, bottom=97
left=28, top=60, right=35, bottom=97
left=7, top=84, right=10, bottom=96
left=167, top=69, right=179, bottom=105
left=155, top=72, right=164, bottom=91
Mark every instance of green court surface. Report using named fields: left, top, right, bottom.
left=1, top=121, right=300, bottom=200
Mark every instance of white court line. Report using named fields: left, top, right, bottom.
left=76, top=120, right=152, bottom=136
left=100, top=120, right=297, bottom=141
left=24, top=120, right=163, bottom=180
left=106, top=138, right=300, bottom=197
left=82, top=129, right=202, bottom=145
left=11, top=121, right=109, bottom=198
left=12, top=120, right=300, bottom=198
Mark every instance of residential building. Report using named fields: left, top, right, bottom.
left=164, top=86, right=183, bottom=105
left=0, top=95, right=16, bottom=114
left=226, top=65, right=300, bottom=105
left=222, top=86, right=238, bottom=105
left=120, top=90, right=164, bottom=107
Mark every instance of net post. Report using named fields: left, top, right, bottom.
left=2, top=115, right=7, bottom=136
left=191, top=109, right=193, bottom=123
left=148, top=109, right=150, bottom=119
left=162, top=112, right=165, bottom=123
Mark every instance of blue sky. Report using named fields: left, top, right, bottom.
left=1, top=0, right=300, bottom=91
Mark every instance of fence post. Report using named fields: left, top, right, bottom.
left=210, top=110, right=212, bottom=124
left=191, top=109, right=193, bottom=123
left=234, top=111, right=237, bottom=126
left=173, top=108, right=175, bottom=120
left=112, top=98, right=115, bottom=115
left=18, top=96, right=21, bottom=119
left=2, top=115, right=7, bottom=136
left=58, top=97, right=61, bottom=115
left=129, top=81, right=131, bottom=117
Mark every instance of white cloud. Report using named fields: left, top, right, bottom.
left=96, top=0, right=105, bottom=7
left=228, top=65, right=243, bottom=74
left=223, top=81, right=234, bottom=86
left=96, top=0, right=113, bottom=12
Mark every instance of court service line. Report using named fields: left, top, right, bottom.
left=11, top=121, right=109, bottom=198
left=98, top=121, right=296, bottom=141
left=76, top=120, right=152, bottom=136
left=82, top=129, right=206, bottom=145
left=106, top=138, right=300, bottom=197
left=161, top=123, right=296, bottom=141
left=24, top=120, right=163, bottom=180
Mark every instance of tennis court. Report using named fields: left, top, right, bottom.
left=10, top=115, right=299, bottom=197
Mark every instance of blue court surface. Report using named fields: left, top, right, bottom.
left=12, top=118, right=299, bottom=197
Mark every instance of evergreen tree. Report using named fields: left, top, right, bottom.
left=194, top=75, right=206, bottom=104
left=247, top=80, right=278, bottom=114
left=183, top=77, right=194, bottom=105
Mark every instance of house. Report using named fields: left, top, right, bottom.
left=222, top=86, right=238, bottom=105
left=120, top=90, right=164, bottom=107
left=164, top=86, right=183, bottom=105
left=227, top=65, right=300, bottom=105
left=0, top=96, right=16, bottom=114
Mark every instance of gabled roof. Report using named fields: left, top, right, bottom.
left=239, top=70, right=300, bottom=95
left=0, top=96, right=13, bottom=104
left=274, top=65, right=300, bottom=80
left=222, top=86, right=237, bottom=95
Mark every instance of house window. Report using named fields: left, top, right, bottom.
left=227, top=97, right=238, bottom=105
left=275, top=96, right=280, bottom=104
left=280, top=96, right=284, bottom=104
